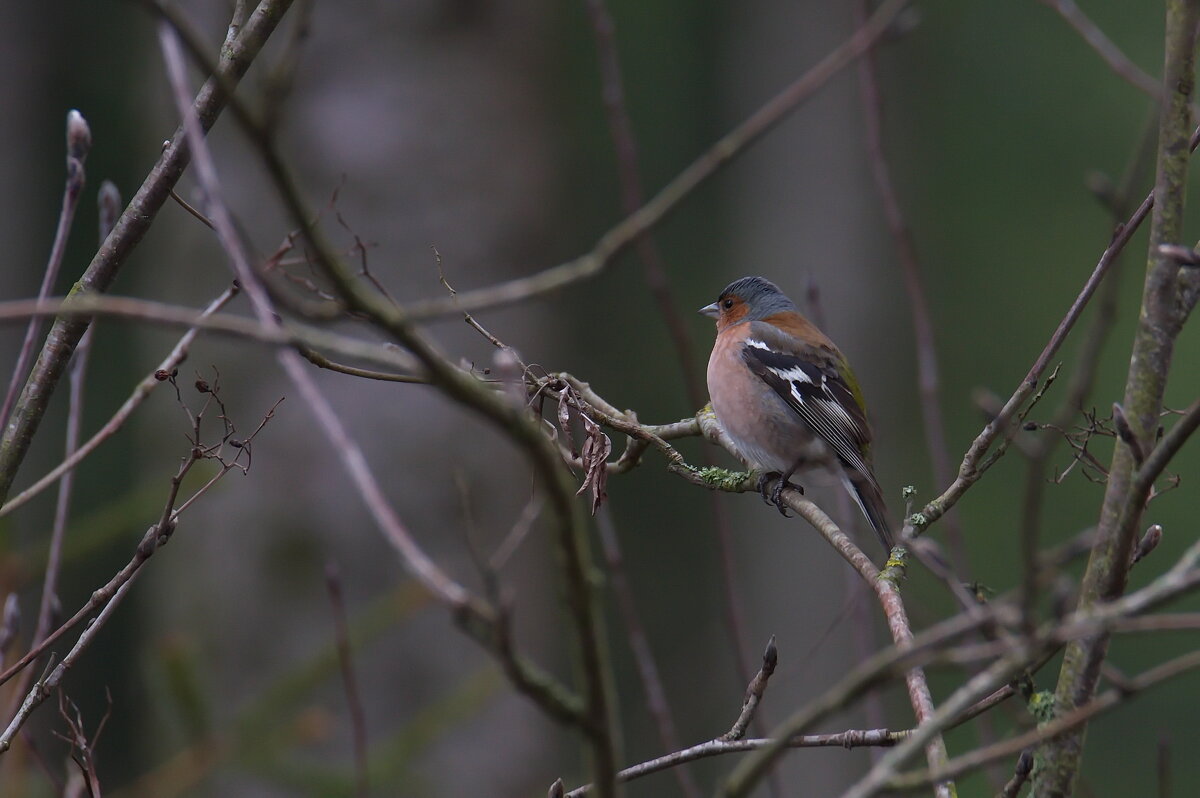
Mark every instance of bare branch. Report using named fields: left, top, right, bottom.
left=565, top=728, right=909, bottom=797
left=325, top=563, right=368, bottom=798
left=721, top=636, right=778, bottom=742
left=0, top=294, right=423, bottom=384
left=1, top=286, right=235, bottom=518
left=997, top=749, right=1034, bottom=798
left=1040, top=0, right=1163, bottom=101
left=0, top=111, right=91, bottom=433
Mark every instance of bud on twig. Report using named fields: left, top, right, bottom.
left=0, top=594, right=19, bottom=654
left=66, top=110, right=91, bottom=161
left=98, top=180, right=121, bottom=242
left=65, top=110, right=91, bottom=198
left=1158, top=243, right=1200, bottom=266
left=1131, top=524, right=1163, bottom=566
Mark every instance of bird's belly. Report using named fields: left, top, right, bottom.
left=707, top=362, right=829, bottom=474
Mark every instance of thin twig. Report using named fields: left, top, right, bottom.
left=47, top=326, right=95, bottom=630
left=0, top=294, right=423, bottom=394
left=0, top=376, right=281, bottom=698
left=721, top=636, right=778, bottom=742
left=0, top=286, right=237, bottom=518
left=1039, top=0, right=1163, bottom=101
left=8, top=325, right=95, bottom=721
left=997, top=749, right=1034, bottom=798
left=295, top=342, right=428, bottom=383
left=0, top=386, right=284, bottom=748
left=0, top=111, right=90, bottom=433
left=0, top=570, right=139, bottom=752
left=488, top=493, right=544, bottom=572
left=325, top=562, right=369, bottom=798
left=568, top=635, right=894, bottom=797
left=564, top=728, right=910, bottom=797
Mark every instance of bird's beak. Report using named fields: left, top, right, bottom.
left=698, top=302, right=719, bottom=319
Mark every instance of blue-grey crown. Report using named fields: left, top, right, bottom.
left=718, top=276, right=797, bottom=319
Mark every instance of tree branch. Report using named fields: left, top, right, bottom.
left=1039, top=2, right=1200, bottom=792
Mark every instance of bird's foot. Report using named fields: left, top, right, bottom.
left=755, top=472, right=776, bottom=504
left=757, top=473, right=802, bottom=517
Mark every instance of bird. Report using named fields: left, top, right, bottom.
left=700, top=276, right=893, bottom=552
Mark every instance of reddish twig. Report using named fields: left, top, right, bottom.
left=325, top=563, right=369, bottom=798
left=0, top=111, right=91, bottom=433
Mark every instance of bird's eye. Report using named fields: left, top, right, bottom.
left=721, top=298, right=734, bottom=310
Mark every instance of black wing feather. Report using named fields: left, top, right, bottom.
left=741, top=342, right=893, bottom=550
left=740, top=345, right=872, bottom=478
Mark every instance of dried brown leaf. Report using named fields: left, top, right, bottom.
left=557, top=386, right=577, bottom=458
left=577, top=414, right=612, bottom=514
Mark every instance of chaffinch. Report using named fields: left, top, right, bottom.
left=700, top=276, right=893, bottom=552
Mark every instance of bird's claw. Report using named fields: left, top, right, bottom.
left=755, top=473, right=776, bottom=505
left=757, top=472, right=802, bottom=517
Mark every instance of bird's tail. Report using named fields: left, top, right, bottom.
left=841, top=469, right=894, bottom=554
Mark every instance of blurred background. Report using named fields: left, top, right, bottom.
left=1, top=0, right=1199, bottom=795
